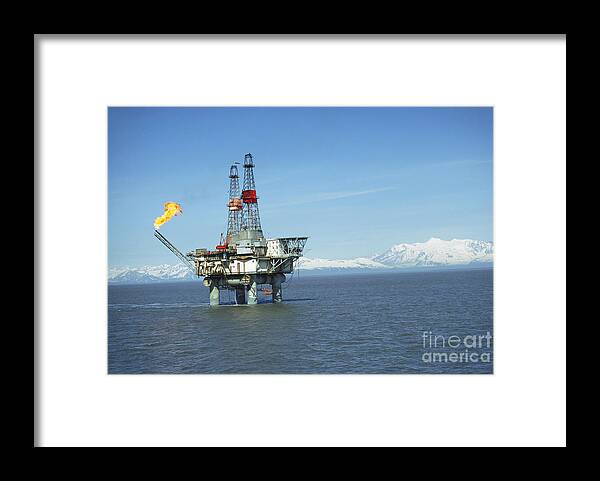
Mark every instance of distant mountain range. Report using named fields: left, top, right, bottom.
left=108, top=263, right=192, bottom=284
left=109, top=238, right=493, bottom=284
left=374, top=237, right=493, bottom=267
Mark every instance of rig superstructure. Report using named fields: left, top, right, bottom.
left=154, top=153, right=308, bottom=305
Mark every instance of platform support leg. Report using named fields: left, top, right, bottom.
left=272, top=274, right=284, bottom=303
left=235, top=286, right=246, bottom=305
left=247, top=280, right=258, bottom=305
left=209, top=282, right=220, bottom=306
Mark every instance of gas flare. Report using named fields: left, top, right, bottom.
left=154, top=201, right=183, bottom=230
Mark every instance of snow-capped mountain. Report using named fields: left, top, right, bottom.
left=296, top=257, right=389, bottom=270
left=298, top=238, right=492, bottom=271
left=108, top=238, right=493, bottom=283
left=108, top=264, right=194, bottom=283
left=373, top=238, right=493, bottom=267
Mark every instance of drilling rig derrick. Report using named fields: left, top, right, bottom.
left=226, top=163, right=242, bottom=244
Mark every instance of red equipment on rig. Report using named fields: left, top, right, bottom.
left=242, top=189, right=257, bottom=203
left=216, top=232, right=227, bottom=251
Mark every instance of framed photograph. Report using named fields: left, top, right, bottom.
left=107, top=106, right=494, bottom=375
left=35, top=34, right=566, bottom=447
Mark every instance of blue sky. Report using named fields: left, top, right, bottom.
left=109, top=107, right=492, bottom=266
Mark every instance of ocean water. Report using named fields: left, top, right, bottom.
left=108, top=268, right=493, bottom=374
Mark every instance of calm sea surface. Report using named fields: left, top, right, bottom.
left=108, top=268, right=493, bottom=374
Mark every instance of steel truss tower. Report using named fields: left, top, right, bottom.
left=226, top=163, right=242, bottom=242
left=240, top=153, right=262, bottom=232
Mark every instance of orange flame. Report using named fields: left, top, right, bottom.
left=154, top=201, right=183, bottom=229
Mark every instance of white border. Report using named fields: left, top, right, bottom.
left=36, top=35, right=566, bottom=447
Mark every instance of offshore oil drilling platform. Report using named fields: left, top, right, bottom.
left=153, top=153, right=308, bottom=306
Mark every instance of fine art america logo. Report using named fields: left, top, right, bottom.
left=421, top=331, right=493, bottom=364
